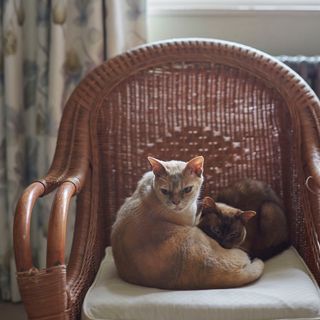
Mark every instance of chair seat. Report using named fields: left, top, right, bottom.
left=82, top=246, right=320, bottom=320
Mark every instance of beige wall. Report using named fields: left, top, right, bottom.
left=148, top=11, right=320, bottom=55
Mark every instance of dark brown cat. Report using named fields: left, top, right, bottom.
left=198, top=197, right=256, bottom=249
left=198, top=179, right=289, bottom=260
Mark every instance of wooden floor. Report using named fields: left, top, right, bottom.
left=0, top=302, right=27, bottom=320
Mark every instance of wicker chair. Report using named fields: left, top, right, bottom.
left=14, top=39, right=320, bottom=320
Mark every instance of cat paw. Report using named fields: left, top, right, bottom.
left=250, top=258, right=264, bottom=275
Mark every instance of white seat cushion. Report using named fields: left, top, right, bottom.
left=82, top=247, right=320, bottom=320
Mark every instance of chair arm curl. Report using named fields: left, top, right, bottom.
left=297, top=100, right=320, bottom=284
left=13, top=177, right=81, bottom=272
left=47, top=182, right=77, bottom=268
left=300, top=101, right=320, bottom=189
left=14, top=182, right=46, bottom=272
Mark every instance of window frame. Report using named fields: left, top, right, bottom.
left=148, top=0, right=320, bottom=15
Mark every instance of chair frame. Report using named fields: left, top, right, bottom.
left=13, top=39, right=320, bottom=320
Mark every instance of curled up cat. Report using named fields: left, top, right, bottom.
left=198, top=179, right=289, bottom=260
left=111, top=157, right=264, bottom=290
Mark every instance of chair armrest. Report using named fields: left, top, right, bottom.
left=300, top=100, right=320, bottom=189
left=13, top=90, right=91, bottom=319
left=298, top=99, right=320, bottom=284
left=14, top=169, right=89, bottom=320
left=13, top=179, right=78, bottom=271
left=14, top=182, right=45, bottom=271
left=47, top=182, right=76, bottom=267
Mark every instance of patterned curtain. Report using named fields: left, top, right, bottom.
left=0, top=0, right=146, bottom=302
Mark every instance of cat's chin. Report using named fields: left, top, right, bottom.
left=169, top=205, right=186, bottom=212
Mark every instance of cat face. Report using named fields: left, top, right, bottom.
left=198, top=197, right=255, bottom=249
left=148, top=156, right=204, bottom=212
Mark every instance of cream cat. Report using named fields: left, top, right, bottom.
left=111, top=157, right=264, bottom=289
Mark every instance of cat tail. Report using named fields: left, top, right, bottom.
left=214, top=257, right=264, bottom=288
left=235, top=258, right=264, bottom=286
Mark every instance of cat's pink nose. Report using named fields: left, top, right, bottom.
left=172, top=199, right=180, bottom=205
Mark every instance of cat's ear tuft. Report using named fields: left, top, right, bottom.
left=147, top=157, right=167, bottom=177
left=184, top=156, right=204, bottom=177
left=202, top=196, right=217, bottom=210
left=241, top=210, right=256, bottom=223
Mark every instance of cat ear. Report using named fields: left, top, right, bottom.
left=184, top=156, right=204, bottom=177
left=202, top=196, right=217, bottom=210
left=147, top=157, right=168, bottom=177
left=241, top=210, right=256, bottom=223
left=201, top=197, right=219, bottom=217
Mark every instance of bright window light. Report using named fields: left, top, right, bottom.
left=149, top=0, right=320, bottom=12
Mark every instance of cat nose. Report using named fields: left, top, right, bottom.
left=172, top=199, right=180, bottom=205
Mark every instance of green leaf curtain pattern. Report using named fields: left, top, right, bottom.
left=0, top=0, right=146, bottom=302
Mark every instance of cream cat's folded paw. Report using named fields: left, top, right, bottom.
left=247, top=258, right=264, bottom=279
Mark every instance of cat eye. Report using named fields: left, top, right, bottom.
left=229, top=233, right=239, bottom=238
left=160, top=188, right=170, bottom=195
left=183, top=186, right=193, bottom=193
left=211, top=227, right=221, bottom=236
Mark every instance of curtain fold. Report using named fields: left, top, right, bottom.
left=0, top=0, right=146, bottom=302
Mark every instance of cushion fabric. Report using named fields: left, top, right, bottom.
left=82, top=247, right=320, bottom=320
